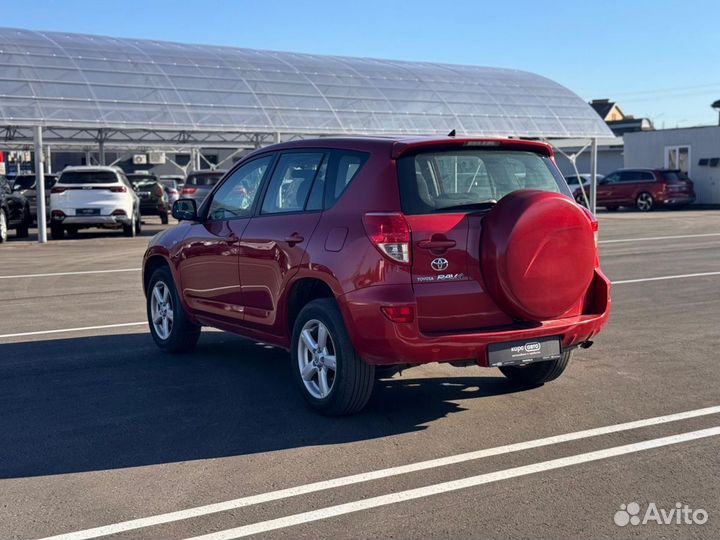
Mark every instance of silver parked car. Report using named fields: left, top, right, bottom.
left=158, top=178, right=181, bottom=207
left=180, top=169, right=226, bottom=204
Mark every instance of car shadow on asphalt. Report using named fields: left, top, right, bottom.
left=0, top=332, right=522, bottom=478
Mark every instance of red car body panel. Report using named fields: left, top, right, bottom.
left=144, top=136, right=611, bottom=366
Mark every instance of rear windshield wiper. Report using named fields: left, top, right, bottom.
left=434, top=200, right=497, bottom=212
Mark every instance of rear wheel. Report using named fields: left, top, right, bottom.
left=122, top=211, right=137, bottom=237
left=50, top=223, right=65, bottom=240
left=160, top=212, right=169, bottom=225
left=635, top=192, right=654, bottom=212
left=500, top=351, right=572, bottom=386
left=135, top=212, right=142, bottom=234
left=16, top=206, right=30, bottom=237
left=146, top=266, right=201, bottom=353
left=291, top=298, right=375, bottom=416
left=0, top=209, right=7, bottom=243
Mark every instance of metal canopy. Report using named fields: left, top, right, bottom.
left=0, top=27, right=612, bottom=145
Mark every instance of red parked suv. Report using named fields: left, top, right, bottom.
left=143, top=137, right=611, bottom=415
left=573, top=168, right=695, bottom=211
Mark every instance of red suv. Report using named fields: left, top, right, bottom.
left=573, top=168, right=695, bottom=211
left=143, top=137, right=611, bottom=415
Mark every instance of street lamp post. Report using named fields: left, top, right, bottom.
left=712, top=100, right=720, bottom=126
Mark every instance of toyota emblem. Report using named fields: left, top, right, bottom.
left=431, top=257, right=449, bottom=271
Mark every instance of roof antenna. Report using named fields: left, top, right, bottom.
left=447, top=129, right=456, bottom=137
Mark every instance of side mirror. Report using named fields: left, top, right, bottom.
left=172, top=198, right=198, bottom=221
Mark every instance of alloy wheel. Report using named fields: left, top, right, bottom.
left=150, top=280, right=174, bottom=340
left=637, top=193, right=653, bottom=211
left=297, top=319, right=337, bottom=399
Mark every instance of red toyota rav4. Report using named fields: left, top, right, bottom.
left=143, top=137, right=611, bottom=415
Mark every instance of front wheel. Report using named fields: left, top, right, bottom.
left=605, top=205, right=619, bottom=212
left=499, top=351, right=572, bottom=387
left=635, top=192, right=654, bottom=212
left=146, top=266, right=201, bottom=353
left=291, top=298, right=375, bottom=416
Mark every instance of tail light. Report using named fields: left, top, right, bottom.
left=591, top=219, right=599, bottom=249
left=381, top=305, right=414, bottom=323
left=181, top=187, right=197, bottom=195
left=111, top=209, right=127, bottom=216
left=363, top=212, right=411, bottom=264
left=51, top=186, right=67, bottom=194
left=109, top=186, right=127, bottom=193
left=51, top=210, right=66, bottom=220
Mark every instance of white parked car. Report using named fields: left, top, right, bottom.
left=49, top=166, right=141, bottom=240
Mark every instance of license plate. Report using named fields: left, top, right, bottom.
left=488, top=336, right=562, bottom=367
left=75, top=208, right=100, bottom=216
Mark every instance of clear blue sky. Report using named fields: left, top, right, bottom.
left=4, top=0, right=719, bottom=128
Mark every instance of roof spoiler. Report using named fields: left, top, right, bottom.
left=391, top=138, right=554, bottom=159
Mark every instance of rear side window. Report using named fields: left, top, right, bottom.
left=619, top=171, right=654, bottom=182
left=397, top=150, right=565, bottom=215
left=261, top=153, right=324, bottom=214
left=59, top=171, right=118, bottom=184
left=324, top=150, right=368, bottom=207
left=12, top=176, right=35, bottom=190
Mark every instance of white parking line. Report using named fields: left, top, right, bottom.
left=599, top=232, right=720, bottom=244
left=0, top=268, right=140, bottom=279
left=183, top=427, right=720, bottom=540
left=612, top=271, right=720, bottom=285
left=38, top=405, right=720, bottom=540
left=0, top=322, right=146, bottom=339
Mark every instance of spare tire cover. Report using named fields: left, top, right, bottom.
left=481, top=190, right=595, bottom=321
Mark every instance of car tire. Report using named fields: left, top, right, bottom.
left=16, top=206, right=30, bottom=237
left=499, top=351, right=572, bottom=387
left=50, top=223, right=65, bottom=240
left=0, top=209, right=8, bottom=243
left=291, top=298, right=375, bottom=416
left=135, top=211, right=143, bottom=234
left=635, top=192, right=654, bottom=212
left=147, top=265, right=201, bottom=353
left=123, top=211, right=137, bottom=237
left=160, top=212, right=169, bottom=225
left=605, top=205, right=619, bottom=212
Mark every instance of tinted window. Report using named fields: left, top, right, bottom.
left=59, top=171, right=118, bottom=184
left=261, top=153, right=324, bottom=214
left=334, top=153, right=366, bottom=199
left=604, top=173, right=620, bottom=183
left=208, top=157, right=272, bottom=220
left=306, top=157, right=328, bottom=211
left=660, top=171, right=682, bottom=182
left=186, top=172, right=225, bottom=186
left=619, top=171, right=654, bottom=182
left=397, top=150, right=565, bottom=215
left=12, top=176, right=36, bottom=190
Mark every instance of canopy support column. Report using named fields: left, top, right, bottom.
left=590, top=138, right=598, bottom=214
left=45, top=145, right=52, bottom=174
left=98, top=139, right=106, bottom=166
left=33, top=126, right=47, bottom=244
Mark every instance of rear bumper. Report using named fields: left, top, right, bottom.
left=139, top=201, right=168, bottom=215
left=53, top=215, right=131, bottom=226
left=658, top=195, right=695, bottom=206
left=338, top=270, right=611, bottom=366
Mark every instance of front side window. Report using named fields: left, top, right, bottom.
left=397, top=149, right=566, bottom=215
left=207, top=156, right=273, bottom=220
left=261, top=153, right=324, bottom=214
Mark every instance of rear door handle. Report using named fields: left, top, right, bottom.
left=285, top=233, right=305, bottom=246
left=417, top=239, right=456, bottom=250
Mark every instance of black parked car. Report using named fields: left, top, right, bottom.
left=126, top=173, right=170, bottom=224
left=11, top=173, right=58, bottom=220
left=0, top=175, right=31, bottom=243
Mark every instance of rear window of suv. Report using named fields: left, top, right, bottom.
left=186, top=173, right=224, bottom=186
left=397, top=149, right=567, bottom=214
left=660, top=171, right=683, bottom=182
left=59, top=171, right=118, bottom=184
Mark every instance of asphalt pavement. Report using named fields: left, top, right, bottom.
left=1, top=209, right=719, bottom=539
